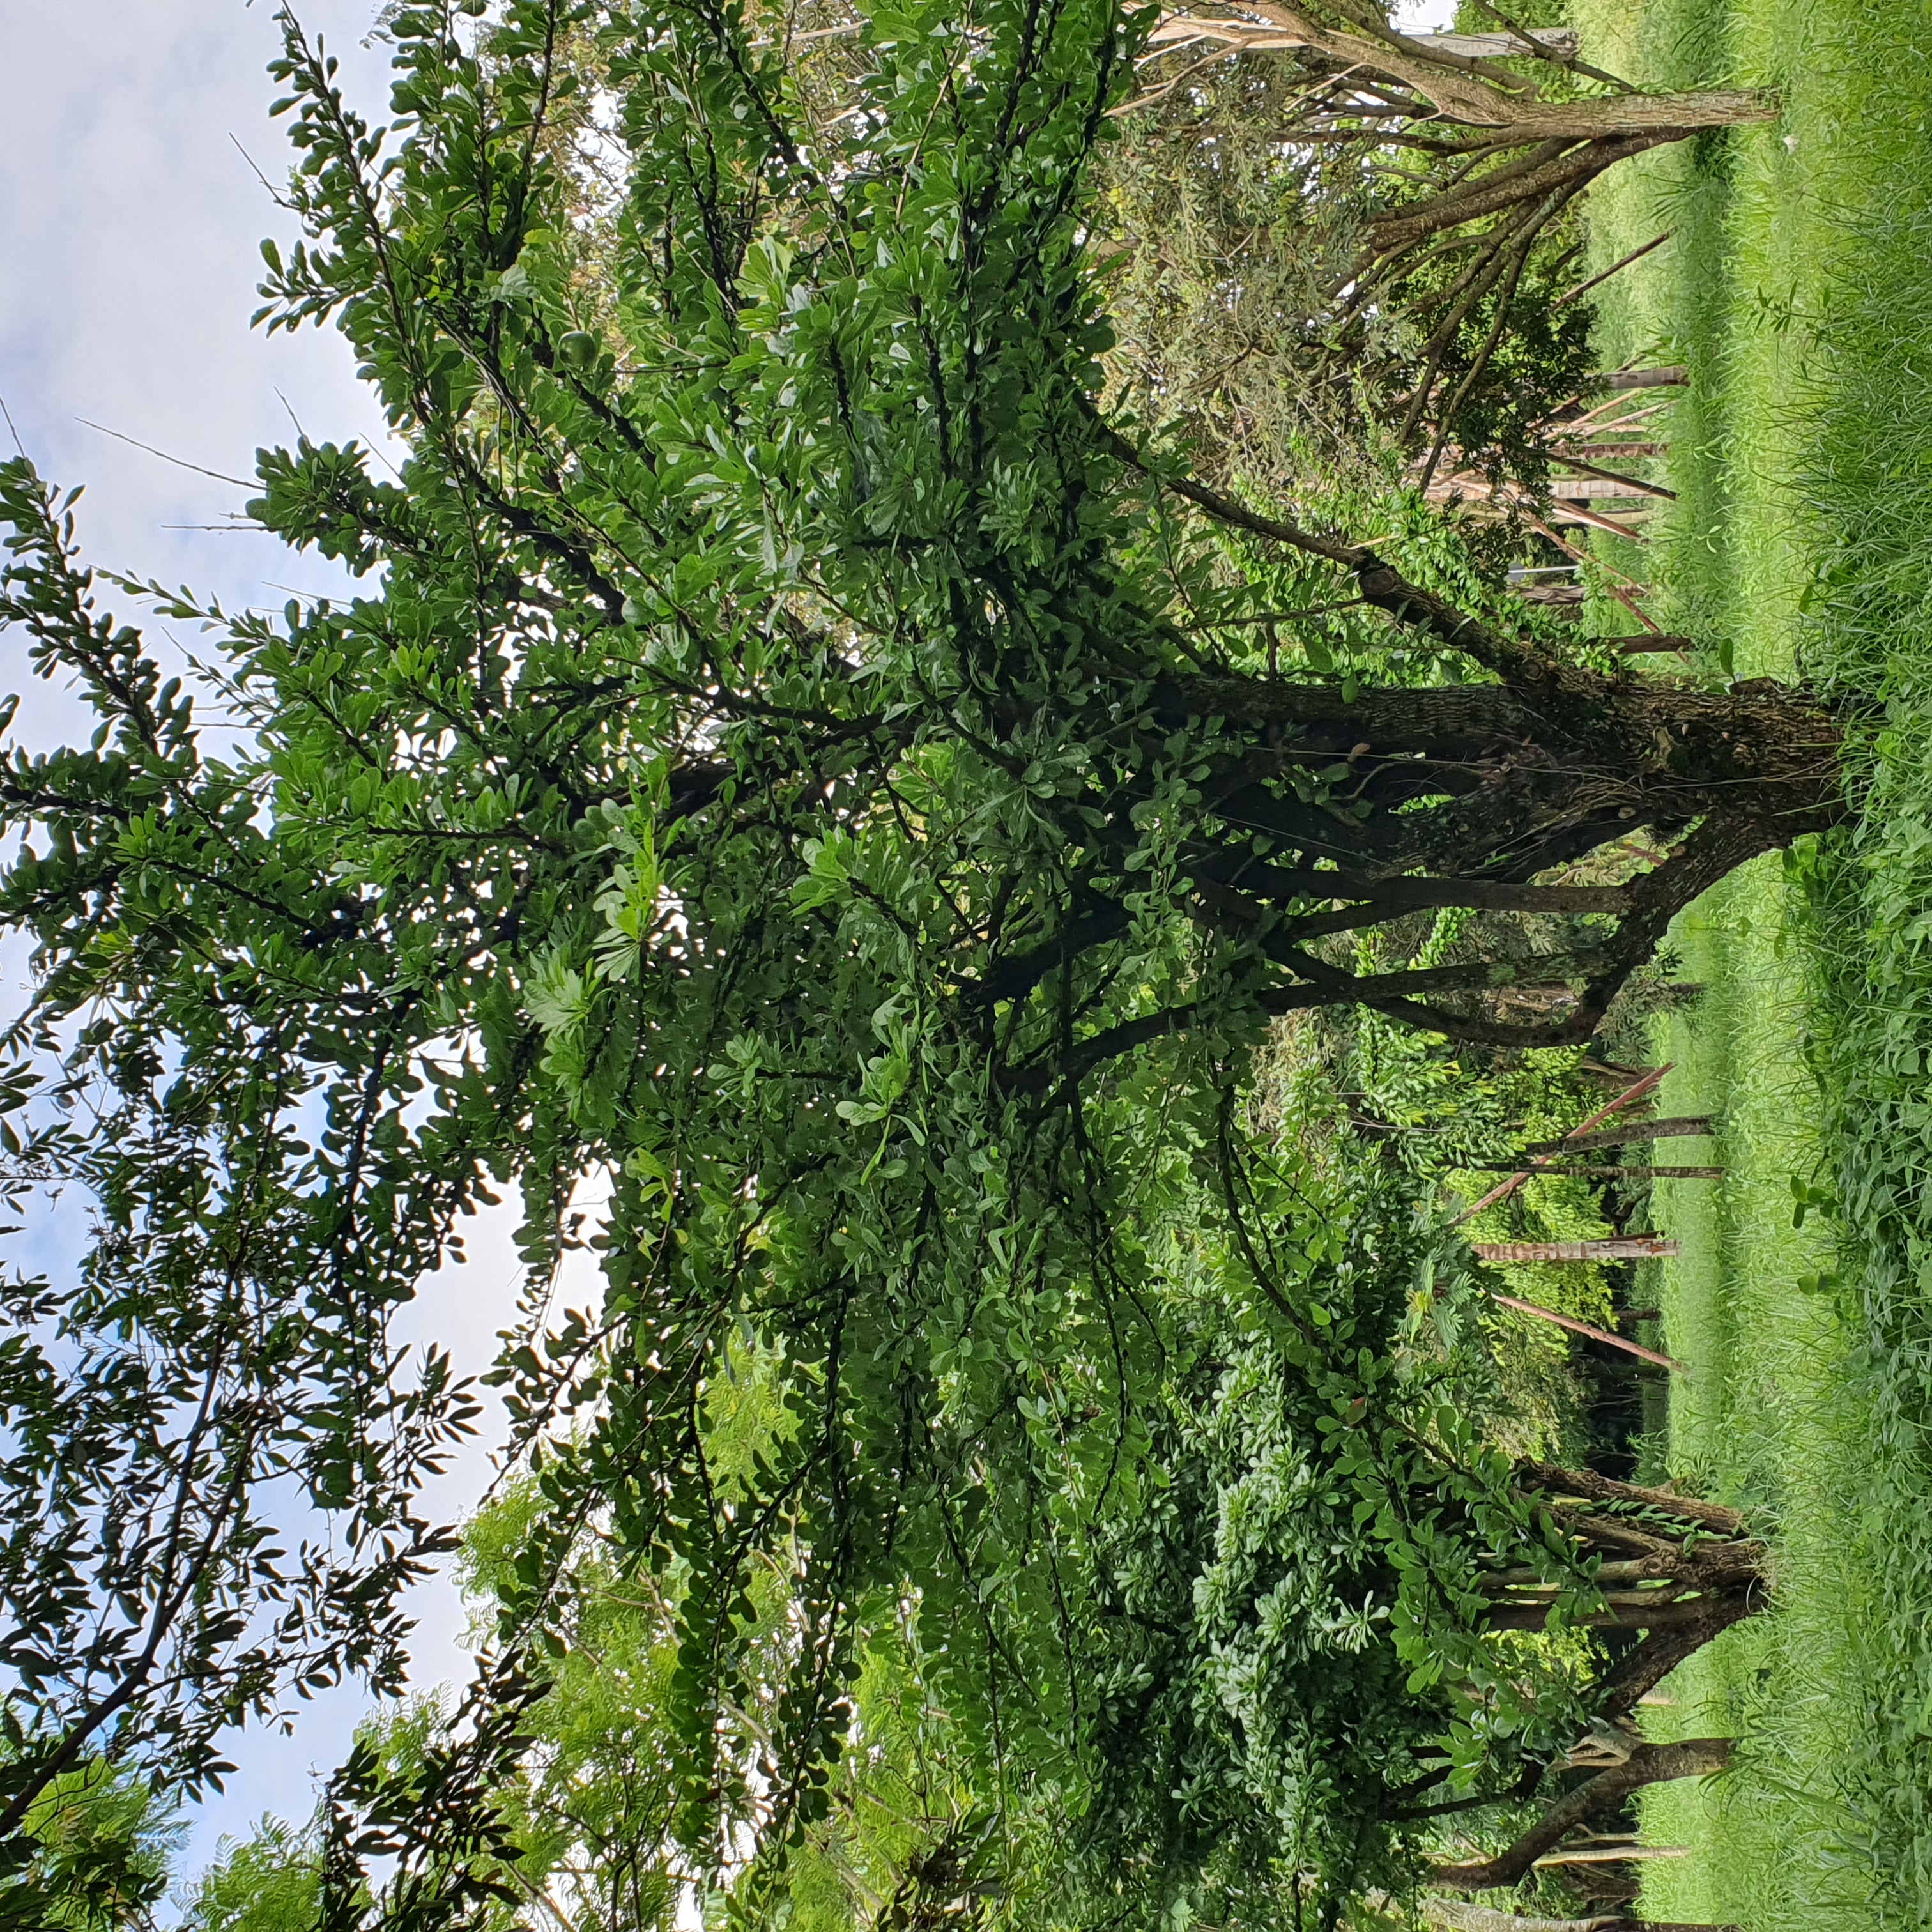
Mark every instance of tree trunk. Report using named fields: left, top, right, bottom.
left=1468, top=1165, right=1721, bottom=1179
left=1138, top=13, right=1763, bottom=456
left=1599, top=1590, right=1761, bottom=1716
left=1537, top=1843, right=1687, bottom=1866
left=1423, top=1905, right=1738, bottom=1932
left=1165, top=669, right=1842, bottom=881
left=1600, top=367, right=1689, bottom=390
left=1524, top=1119, right=1715, bottom=1156
left=1477, top=1469, right=1766, bottom=1692
left=1549, top=475, right=1667, bottom=499
left=1058, top=445, right=1849, bottom=1058
left=1366, top=133, right=1673, bottom=256
left=1171, top=5, right=1775, bottom=141
left=1149, top=656, right=1842, bottom=1046
left=1517, top=1463, right=1746, bottom=1535
left=1487, top=1294, right=1685, bottom=1371
left=1475, top=1238, right=1678, bottom=1263
left=1484, top=89, right=1776, bottom=141
left=1361, top=95, right=1769, bottom=256
left=1413, top=27, right=1582, bottom=61
left=1432, top=1738, right=1733, bottom=1891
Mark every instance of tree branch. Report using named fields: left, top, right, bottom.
left=1432, top=1738, right=1733, bottom=1890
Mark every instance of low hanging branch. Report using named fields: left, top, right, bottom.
left=1432, top=1738, right=1733, bottom=1890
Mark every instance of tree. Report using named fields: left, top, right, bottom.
left=181, top=1815, right=323, bottom=1932
left=1015, top=1161, right=1764, bottom=1927
left=185, top=1464, right=1020, bottom=1932
left=1104, top=3, right=1771, bottom=477
left=0, top=0, right=1816, bottom=1920
left=217, top=1167, right=1765, bottom=1932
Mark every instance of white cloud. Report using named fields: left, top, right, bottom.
left=0, top=3, right=394, bottom=604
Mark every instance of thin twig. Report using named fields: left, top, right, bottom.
left=1452, top=1064, right=1669, bottom=1224
left=74, top=420, right=254, bottom=489
left=1492, top=1293, right=1689, bottom=1372
left=1554, top=231, right=1673, bottom=309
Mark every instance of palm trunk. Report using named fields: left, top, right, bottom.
left=1424, top=1907, right=1738, bottom=1932
left=1474, top=1237, right=1678, bottom=1263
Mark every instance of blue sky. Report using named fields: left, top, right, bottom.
left=0, top=1, right=526, bottom=1894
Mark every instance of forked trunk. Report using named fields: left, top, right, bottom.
left=1366, top=100, right=1770, bottom=256
left=1419, top=1470, right=1761, bottom=1893
left=1078, top=448, right=1849, bottom=1059
left=1477, top=1464, right=1766, bottom=1717
left=1432, top=1738, right=1733, bottom=1890
left=1151, top=654, right=1843, bottom=1046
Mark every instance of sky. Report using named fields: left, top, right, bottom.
left=0, top=0, right=525, bottom=1894
left=0, top=0, right=1454, bottom=1901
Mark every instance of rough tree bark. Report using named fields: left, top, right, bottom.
left=1146, top=4, right=1774, bottom=145
left=1518, top=1465, right=1747, bottom=1537
left=1473, top=1238, right=1678, bottom=1262
left=1483, top=1464, right=1766, bottom=1690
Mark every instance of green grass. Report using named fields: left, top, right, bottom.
left=1546, top=0, right=1932, bottom=1922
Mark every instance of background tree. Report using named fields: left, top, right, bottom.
left=0, top=1754, right=180, bottom=1931
left=192, top=1159, right=1763, bottom=1932
left=1107, top=1, right=1768, bottom=479
left=0, top=0, right=1820, bottom=1922
left=181, top=1815, right=323, bottom=1932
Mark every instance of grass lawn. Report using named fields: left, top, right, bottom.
left=1558, top=0, right=1932, bottom=1920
